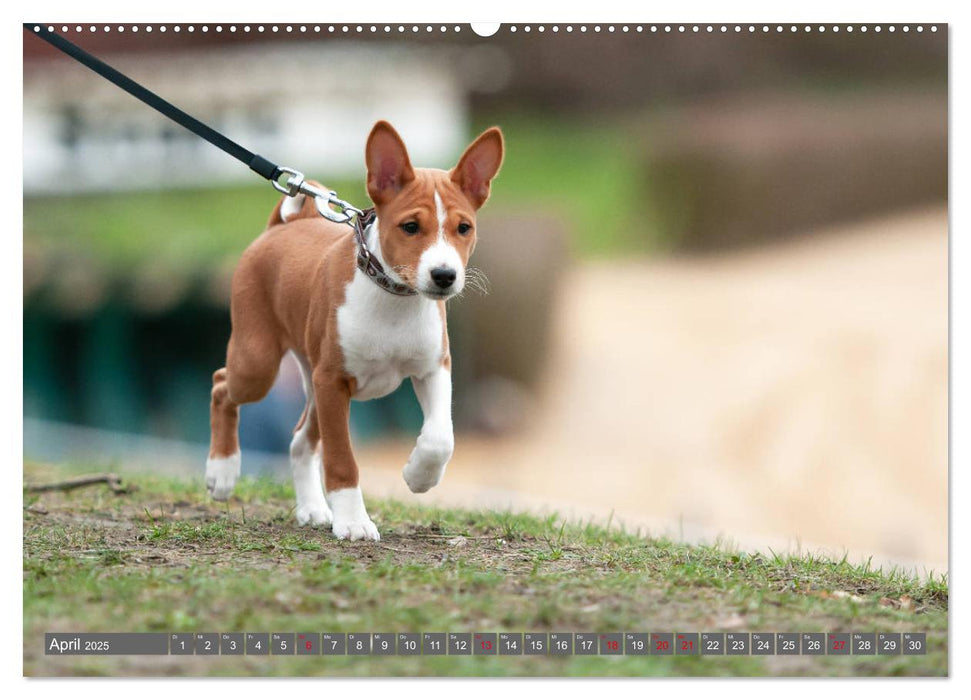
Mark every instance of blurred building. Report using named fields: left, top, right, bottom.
left=24, top=41, right=467, bottom=193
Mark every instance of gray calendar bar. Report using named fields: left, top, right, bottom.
left=550, top=632, right=572, bottom=655
left=674, top=633, right=697, bottom=655
left=448, top=632, right=471, bottom=655
left=852, top=633, right=876, bottom=655
left=170, top=633, right=193, bottom=655
left=600, top=633, right=623, bottom=655
left=652, top=632, right=674, bottom=655
left=246, top=633, right=269, bottom=655
left=347, top=633, right=370, bottom=655
left=321, top=632, right=345, bottom=655
left=195, top=633, right=219, bottom=655
left=625, top=633, right=649, bottom=655
left=903, top=632, right=926, bottom=655
left=827, top=633, right=851, bottom=655
left=574, top=633, right=597, bottom=655
left=777, top=633, right=800, bottom=655
left=752, top=633, right=774, bottom=655
left=45, top=633, right=168, bottom=655
left=878, top=632, right=902, bottom=655
left=220, top=633, right=244, bottom=655
left=499, top=632, right=523, bottom=655
left=524, top=632, right=548, bottom=655
left=373, top=633, right=396, bottom=655
left=42, top=631, right=931, bottom=655
left=423, top=632, right=446, bottom=655
left=296, top=632, right=319, bottom=655
left=474, top=633, right=498, bottom=655
left=272, top=633, right=294, bottom=655
left=701, top=632, right=725, bottom=655
left=398, top=633, right=421, bottom=656
left=726, top=632, right=749, bottom=655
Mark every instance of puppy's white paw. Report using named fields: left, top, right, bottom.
left=295, top=498, right=333, bottom=527
left=402, top=463, right=442, bottom=494
left=327, top=487, right=380, bottom=541
left=292, top=448, right=331, bottom=526
left=205, top=453, right=240, bottom=501
left=332, top=518, right=381, bottom=541
left=402, top=433, right=453, bottom=493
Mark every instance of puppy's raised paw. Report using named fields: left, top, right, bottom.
left=402, top=432, right=453, bottom=493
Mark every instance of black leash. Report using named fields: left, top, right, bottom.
left=25, top=24, right=281, bottom=183
left=25, top=24, right=418, bottom=295
left=24, top=24, right=366, bottom=225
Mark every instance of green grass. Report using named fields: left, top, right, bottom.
left=23, top=462, right=947, bottom=677
left=23, top=114, right=657, bottom=278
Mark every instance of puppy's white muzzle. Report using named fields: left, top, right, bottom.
left=417, top=239, right=465, bottom=299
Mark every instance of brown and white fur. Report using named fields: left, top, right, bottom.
left=205, top=121, right=504, bottom=541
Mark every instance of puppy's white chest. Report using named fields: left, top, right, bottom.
left=337, top=272, right=444, bottom=401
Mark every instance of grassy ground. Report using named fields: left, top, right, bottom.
left=23, top=462, right=947, bottom=677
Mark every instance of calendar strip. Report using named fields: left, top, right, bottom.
left=44, top=632, right=928, bottom=656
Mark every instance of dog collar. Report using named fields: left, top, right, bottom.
left=353, top=208, right=419, bottom=297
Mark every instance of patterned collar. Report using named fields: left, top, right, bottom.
left=352, top=208, right=419, bottom=297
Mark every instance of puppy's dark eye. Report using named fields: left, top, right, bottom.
left=400, top=221, right=420, bottom=235
left=457, top=222, right=472, bottom=235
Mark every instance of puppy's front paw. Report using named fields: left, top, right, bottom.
left=205, top=453, right=240, bottom=501
left=402, top=433, right=453, bottom=493
left=296, top=498, right=333, bottom=527
left=332, top=518, right=381, bottom=541
left=327, top=487, right=379, bottom=541
left=402, top=463, right=442, bottom=494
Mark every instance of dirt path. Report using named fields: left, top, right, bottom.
left=356, top=206, right=948, bottom=574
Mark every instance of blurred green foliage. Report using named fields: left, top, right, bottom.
left=24, top=114, right=662, bottom=271
left=478, top=113, right=660, bottom=255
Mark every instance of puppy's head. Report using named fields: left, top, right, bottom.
left=365, top=120, right=504, bottom=300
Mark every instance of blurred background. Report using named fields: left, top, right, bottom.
left=23, top=25, right=947, bottom=572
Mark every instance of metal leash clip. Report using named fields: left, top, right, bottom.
left=272, top=167, right=365, bottom=226
left=271, top=166, right=305, bottom=197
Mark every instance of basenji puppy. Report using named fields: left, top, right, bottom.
left=205, top=121, right=504, bottom=541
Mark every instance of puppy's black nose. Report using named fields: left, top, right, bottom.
left=431, top=267, right=457, bottom=289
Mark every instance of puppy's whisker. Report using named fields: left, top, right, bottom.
left=464, top=266, right=491, bottom=296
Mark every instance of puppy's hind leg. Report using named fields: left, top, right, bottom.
left=207, top=324, right=284, bottom=500
left=207, top=367, right=242, bottom=500
left=290, top=352, right=332, bottom=526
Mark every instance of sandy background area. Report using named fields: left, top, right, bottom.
left=356, top=206, right=948, bottom=574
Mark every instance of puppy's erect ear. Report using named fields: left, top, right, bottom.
left=450, top=127, right=504, bottom=209
left=366, top=121, right=416, bottom=205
